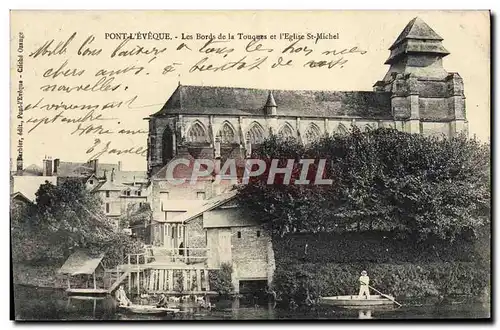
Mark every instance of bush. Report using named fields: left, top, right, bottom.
left=273, top=231, right=487, bottom=264
left=209, top=263, right=233, bottom=295
left=273, top=261, right=490, bottom=305
left=238, top=129, right=490, bottom=242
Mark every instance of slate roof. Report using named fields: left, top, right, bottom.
left=10, top=192, right=33, bottom=205
left=151, top=85, right=392, bottom=119
left=113, top=170, right=147, bottom=184
left=95, top=180, right=127, bottom=191
left=55, top=162, right=93, bottom=177
left=56, top=161, right=118, bottom=178
left=22, top=164, right=43, bottom=176
left=58, top=250, right=104, bottom=276
left=386, top=17, right=449, bottom=64
left=390, top=17, right=444, bottom=49
left=167, top=190, right=238, bottom=224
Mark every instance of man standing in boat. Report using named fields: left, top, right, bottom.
left=358, top=270, right=370, bottom=298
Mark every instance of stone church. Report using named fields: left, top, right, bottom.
left=146, top=17, right=467, bottom=178
left=144, top=18, right=468, bottom=290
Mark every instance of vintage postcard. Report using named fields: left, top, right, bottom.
left=10, top=10, right=491, bottom=321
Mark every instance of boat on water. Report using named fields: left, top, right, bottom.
left=119, top=304, right=180, bottom=315
left=319, top=295, right=396, bottom=307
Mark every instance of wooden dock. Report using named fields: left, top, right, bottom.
left=105, top=247, right=219, bottom=295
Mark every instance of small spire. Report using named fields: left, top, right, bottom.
left=265, top=90, right=277, bottom=107
left=264, top=90, right=277, bottom=116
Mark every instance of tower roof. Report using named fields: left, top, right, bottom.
left=390, top=17, right=443, bottom=49
left=385, top=17, right=449, bottom=65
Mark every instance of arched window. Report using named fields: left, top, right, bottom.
left=364, top=123, right=376, bottom=131
left=246, top=122, right=265, bottom=144
left=334, top=123, right=348, bottom=135
left=278, top=123, right=294, bottom=138
left=162, top=126, right=174, bottom=165
left=304, top=123, right=321, bottom=144
left=217, top=122, right=237, bottom=144
left=186, top=121, right=208, bottom=143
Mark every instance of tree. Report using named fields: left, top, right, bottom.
left=11, top=180, right=142, bottom=266
left=119, top=202, right=152, bottom=242
left=237, top=128, right=490, bottom=242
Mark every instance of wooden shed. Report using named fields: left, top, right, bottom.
left=58, top=250, right=107, bottom=296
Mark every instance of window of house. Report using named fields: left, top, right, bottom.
left=197, top=192, right=206, bottom=200
left=237, top=231, right=241, bottom=238
left=257, top=231, right=261, bottom=238
left=105, top=190, right=110, bottom=198
left=137, top=191, right=141, bottom=196
left=126, top=190, right=131, bottom=196
left=105, top=203, right=110, bottom=213
left=89, top=180, right=94, bottom=184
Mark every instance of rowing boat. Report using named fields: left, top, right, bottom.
left=319, top=295, right=396, bottom=307
left=119, top=304, right=180, bottom=315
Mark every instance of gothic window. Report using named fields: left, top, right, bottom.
left=217, top=122, right=237, bottom=144
left=246, top=122, right=265, bottom=144
left=364, top=123, right=377, bottom=131
left=278, top=123, right=294, bottom=138
left=304, top=123, right=321, bottom=144
left=162, top=126, right=174, bottom=165
left=186, top=121, right=208, bottom=143
left=334, top=123, right=348, bottom=135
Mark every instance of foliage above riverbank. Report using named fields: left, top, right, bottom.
left=237, top=128, right=490, bottom=242
left=11, top=180, right=142, bottom=267
left=273, top=261, right=489, bottom=305
left=272, top=228, right=489, bottom=264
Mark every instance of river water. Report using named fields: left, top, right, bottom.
left=12, top=285, right=490, bottom=321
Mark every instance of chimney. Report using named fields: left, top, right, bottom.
left=42, top=156, right=53, bottom=176
left=53, top=158, right=60, bottom=174
left=16, top=154, right=23, bottom=176
left=118, top=161, right=122, bottom=171
left=111, top=168, right=115, bottom=182
left=92, top=159, right=99, bottom=174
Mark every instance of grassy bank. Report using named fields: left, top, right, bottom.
left=273, top=261, right=490, bottom=305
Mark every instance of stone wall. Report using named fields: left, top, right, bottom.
left=231, top=226, right=269, bottom=280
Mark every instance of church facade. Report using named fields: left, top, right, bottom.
left=144, top=18, right=468, bottom=290
left=146, top=17, right=467, bottom=178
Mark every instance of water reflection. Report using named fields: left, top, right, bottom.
left=358, top=310, right=372, bottom=319
left=13, top=285, right=490, bottom=321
